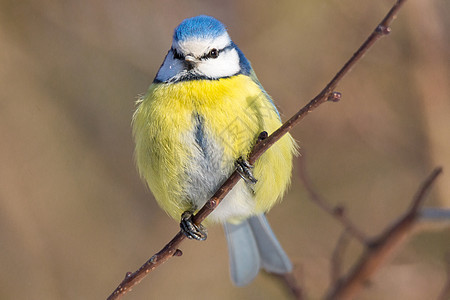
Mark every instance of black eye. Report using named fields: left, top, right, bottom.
left=172, top=49, right=184, bottom=60
left=209, top=48, right=219, bottom=59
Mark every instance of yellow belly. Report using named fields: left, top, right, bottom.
left=132, top=74, right=296, bottom=223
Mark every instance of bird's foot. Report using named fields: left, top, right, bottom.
left=235, top=157, right=257, bottom=184
left=180, top=211, right=207, bottom=241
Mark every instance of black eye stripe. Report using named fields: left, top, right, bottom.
left=172, top=48, right=184, bottom=60
left=200, top=45, right=234, bottom=60
left=171, top=45, right=234, bottom=61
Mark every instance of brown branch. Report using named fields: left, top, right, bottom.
left=107, top=1, right=407, bottom=299
left=249, top=0, right=406, bottom=164
left=298, top=156, right=368, bottom=244
left=325, top=167, right=443, bottom=300
left=276, top=271, right=304, bottom=300
left=107, top=232, right=186, bottom=299
left=330, top=231, right=351, bottom=285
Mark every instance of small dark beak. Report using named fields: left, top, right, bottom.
left=184, top=55, right=197, bottom=70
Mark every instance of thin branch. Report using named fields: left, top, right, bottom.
left=249, top=0, right=406, bottom=164
left=298, top=156, right=368, bottom=244
left=325, top=167, right=442, bottom=300
left=107, top=1, right=407, bottom=299
left=107, top=232, right=186, bottom=299
left=330, top=231, right=351, bottom=285
left=276, top=271, right=304, bottom=300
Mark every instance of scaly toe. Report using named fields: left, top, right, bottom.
left=180, top=211, right=207, bottom=241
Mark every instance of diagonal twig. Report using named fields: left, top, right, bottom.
left=325, top=167, right=442, bottom=300
left=107, top=1, right=408, bottom=299
left=276, top=271, right=304, bottom=300
left=298, top=155, right=368, bottom=244
left=330, top=231, right=351, bottom=285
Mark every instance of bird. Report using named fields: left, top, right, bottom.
left=132, top=15, right=297, bottom=286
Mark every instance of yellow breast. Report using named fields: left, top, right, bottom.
left=132, top=74, right=296, bottom=222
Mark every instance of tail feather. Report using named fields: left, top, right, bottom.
left=224, top=219, right=260, bottom=286
left=224, top=214, right=292, bottom=286
left=248, top=214, right=293, bottom=274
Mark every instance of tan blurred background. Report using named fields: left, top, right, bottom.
left=1, top=0, right=449, bottom=299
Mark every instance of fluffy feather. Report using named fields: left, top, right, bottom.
left=132, top=15, right=297, bottom=285
left=133, top=75, right=296, bottom=223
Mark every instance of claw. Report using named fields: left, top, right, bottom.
left=235, top=157, right=258, bottom=184
left=180, top=211, right=207, bottom=241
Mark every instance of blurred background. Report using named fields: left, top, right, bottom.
left=1, top=0, right=449, bottom=299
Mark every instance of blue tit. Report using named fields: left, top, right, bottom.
left=132, top=15, right=297, bottom=286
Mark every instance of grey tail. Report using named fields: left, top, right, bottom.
left=223, top=214, right=292, bottom=286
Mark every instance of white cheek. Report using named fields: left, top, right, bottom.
left=197, top=49, right=240, bottom=78
left=155, top=54, right=184, bottom=82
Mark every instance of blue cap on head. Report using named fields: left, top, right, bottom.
left=173, top=15, right=227, bottom=42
